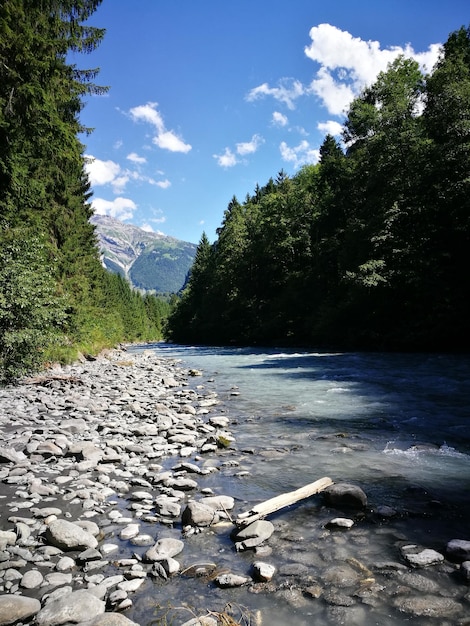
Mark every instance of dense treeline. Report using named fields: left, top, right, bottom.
left=168, top=26, right=470, bottom=352
left=0, top=1, right=168, bottom=382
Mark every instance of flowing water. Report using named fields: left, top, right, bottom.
left=128, top=344, right=470, bottom=625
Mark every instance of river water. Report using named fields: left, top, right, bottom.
left=130, top=343, right=470, bottom=625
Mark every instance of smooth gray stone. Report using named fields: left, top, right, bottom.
left=36, top=589, right=105, bottom=626
left=21, top=568, right=44, bottom=589
left=393, top=595, right=463, bottom=618
left=77, top=612, right=141, bottom=625
left=233, top=520, right=274, bottom=550
left=144, top=538, right=184, bottom=562
left=214, top=573, right=249, bottom=588
left=45, top=519, right=98, bottom=551
left=182, top=501, right=218, bottom=527
left=323, top=483, right=367, bottom=509
left=0, top=594, right=41, bottom=625
left=447, top=539, right=470, bottom=562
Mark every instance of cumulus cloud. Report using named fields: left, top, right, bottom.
left=280, top=140, right=320, bottom=168
left=272, top=111, right=288, bottom=127
left=129, top=102, right=192, bottom=153
left=236, top=134, right=264, bottom=156
left=92, top=197, right=137, bottom=221
left=304, top=23, right=442, bottom=115
left=317, top=120, right=344, bottom=136
left=213, top=147, right=238, bottom=168
left=246, top=78, right=304, bottom=110
left=85, top=156, right=121, bottom=186
left=245, top=24, right=441, bottom=119
left=127, top=152, right=147, bottom=164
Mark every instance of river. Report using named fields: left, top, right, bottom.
left=130, top=343, right=470, bottom=625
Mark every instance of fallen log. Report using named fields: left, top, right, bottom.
left=236, top=476, right=334, bottom=527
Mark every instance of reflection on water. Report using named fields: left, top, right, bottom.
left=128, top=343, right=470, bottom=625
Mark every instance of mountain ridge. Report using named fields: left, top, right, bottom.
left=91, top=214, right=196, bottom=294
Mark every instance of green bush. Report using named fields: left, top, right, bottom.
left=0, top=227, right=66, bottom=383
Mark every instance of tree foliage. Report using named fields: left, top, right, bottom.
left=167, top=27, right=470, bottom=352
left=0, top=1, right=169, bottom=381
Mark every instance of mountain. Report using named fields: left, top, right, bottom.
left=90, top=215, right=197, bottom=294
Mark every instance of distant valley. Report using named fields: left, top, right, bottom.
left=91, top=215, right=197, bottom=294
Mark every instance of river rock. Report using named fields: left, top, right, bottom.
left=45, top=519, right=98, bottom=551
left=460, top=561, right=470, bottom=581
left=201, top=495, right=235, bottom=512
left=323, top=483, right=367, bottom=509
left=325, top=517, right=355, bottom=529
left=446, top=539, right=470, bottom=562
left=36, top=589, right=105, bottom=626
left=232, top=520, right=274, bottom=551
left=0, top=594, right=41, bottom=625
left=393, top=595, right=463, bottom=618
left=0, top=447, right=27, bottom=464
left=155, top=495, right=181, bottom=518
left=0, top=531, right=16, bottom=548
left=182, top=501, right=219, bottom=527
left=252, top=561, right=276, bottom=582
left=214, top=573, right=250, bottom=588
left=76, top=614, right=140, bottom=625
left=144, top=538, right=184, bottom=562
left=20, top=569, right=44, bottom=589
left=400, top=544, right=445, bottom=567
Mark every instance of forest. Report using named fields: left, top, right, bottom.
left=168, top=26, right=470, bottom=352
left=0, top=1, right=170, bottom=383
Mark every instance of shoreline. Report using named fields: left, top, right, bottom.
left=0, top=347, right=240, bottom=625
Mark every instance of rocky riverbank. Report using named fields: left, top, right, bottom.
left=1, top=347, right=470, bottom=626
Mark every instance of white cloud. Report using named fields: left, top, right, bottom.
left=129, top=102, right=165, bottom=131
left=127, top=152, right=147, bottom=164
left=317, top=120, right=344, bottom=137
left=111, top=174, right=130, bottom=194
left=153, top=130, right=192, bottom=153
left=304, top=23, right=442, bottom=115
left=280, top=140, right=320, bottom=168
left=140, top=223, right=154, bottom=232
left=246, top=78, right=304, bottom=110
left=236, top=134, right=264, bottom=156
left=309, top=66, right=356, bottom=115
left=213, top=147, right=238, bottom=168
left=85, top=156, right=121, bottom=186
left=92, top=197, right=137, bottom=221
left=155, top=179, right=171, bottom=189
left=272, top=111, right=288, bottom=127
left=129, top=102, right=192, bottom=153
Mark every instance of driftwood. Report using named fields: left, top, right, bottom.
left=236, top=476, right=334, bottom=527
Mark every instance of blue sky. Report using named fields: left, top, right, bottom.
left=79, top=0, right=469, bottom=244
